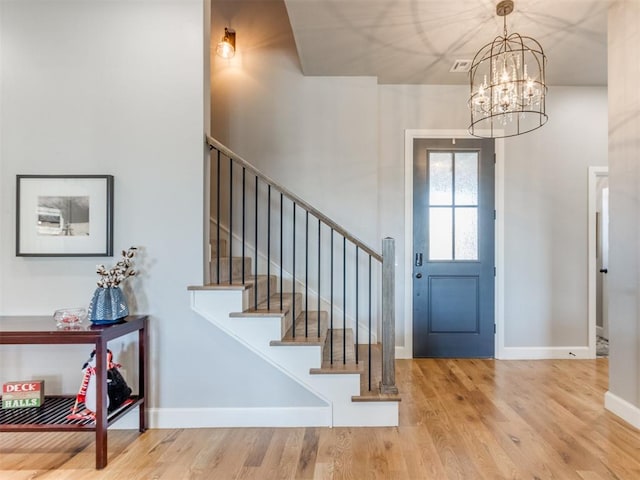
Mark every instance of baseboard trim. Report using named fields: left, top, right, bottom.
left=111, top=405, right=332, bottom=429
left=394, top=345, right=592, bottom=360
left=498, top=346, right=591, bottom=360
left=604, top=391, right=640, bottom=430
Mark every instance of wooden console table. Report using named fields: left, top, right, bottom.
left=0, top=315, right=147, bottom=469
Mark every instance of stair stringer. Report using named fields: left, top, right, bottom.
left=190, top=288, right=399, bottom=427
left=190, top=287, right=332, bottom=426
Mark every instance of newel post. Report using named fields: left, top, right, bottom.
left=380, top=237, right=398, bottom=395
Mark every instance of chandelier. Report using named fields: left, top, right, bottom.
left=468, top=0, right=547, bottom=138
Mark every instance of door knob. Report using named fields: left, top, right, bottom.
left=600, top=268, right=608, bottom=274
left=416, top=273, right=422, bottom=279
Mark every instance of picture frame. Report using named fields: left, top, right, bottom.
left=16, top=175, right=114, bottom=257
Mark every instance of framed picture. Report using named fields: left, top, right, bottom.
left=16, top=175, right=114, bottom=257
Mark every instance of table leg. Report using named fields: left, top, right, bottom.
left=138, top=322, right=147, bottom=432
left=95, top=339, right=108, bottom=469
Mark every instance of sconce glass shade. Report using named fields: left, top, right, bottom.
left=216, top=28, right=236, bottom=59
left=468, top=0, right=547, bottom=138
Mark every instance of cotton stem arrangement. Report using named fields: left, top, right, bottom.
left=96, top=247, right=137, bottom=288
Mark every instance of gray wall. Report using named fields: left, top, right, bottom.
left=0, top=0, right=323, bottom=417
left=608, top=0, right=640, bottom=410
left=211, top=1, right=380, bottom=249
left=501, top=88, right=608, bottom=347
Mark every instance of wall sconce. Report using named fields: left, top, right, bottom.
left=216, top=28, right=236, bottom=59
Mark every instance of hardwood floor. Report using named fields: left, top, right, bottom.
left=2, top=359, right=640, bottom=479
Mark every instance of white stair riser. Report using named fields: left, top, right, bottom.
left=192, top=289, right=244, bottom=318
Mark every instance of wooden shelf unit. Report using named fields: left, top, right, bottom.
left=0, top=315, right=147, bottom=469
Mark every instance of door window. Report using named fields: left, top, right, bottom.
left=428, top=151, right=479, bottom=261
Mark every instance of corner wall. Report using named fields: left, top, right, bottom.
left=606, top=0, right=640, bottom=428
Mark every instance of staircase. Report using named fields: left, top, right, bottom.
left=188, top=137, right=400, bottom=427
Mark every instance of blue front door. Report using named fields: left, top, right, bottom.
left=413, top=138, right=495, bottom=358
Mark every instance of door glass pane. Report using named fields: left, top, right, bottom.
left=429, top=152, right=452, bottom=206
left=455, top=207, right=478, bottom=260
left=455, top=152, right=478, bottom=205
left=429, top=207, right=452, bottom=260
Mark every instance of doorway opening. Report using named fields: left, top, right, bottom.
left=402, top=130, right=505, bottom=360
left=588, top=166, right=609, bottom=358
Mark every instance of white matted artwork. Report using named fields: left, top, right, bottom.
left=16, top=175, right=114, bottom=256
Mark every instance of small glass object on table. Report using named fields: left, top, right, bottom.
left=53, top=307, right=87, bottom=329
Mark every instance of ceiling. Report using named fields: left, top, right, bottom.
left=283, top=0, right=608, bottom=86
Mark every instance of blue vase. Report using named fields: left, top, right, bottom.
left=89, top=287, right=129, bottom=325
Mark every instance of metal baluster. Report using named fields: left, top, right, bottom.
left=267, top=185, right=271, bottom=309
left=343, top=236, right=346, bottom=364
left=292, top=203, right=296, bottom=338
left=368, top=255, right=372, bottom=391
left=280, top=193, right=283, bottom=310
left=330, top=229, right=334, bottom=364
left=317, top=219, right=321, bottom=338
left=254, top=176, right=258, bottom=310
left=242, top=168, right=246, bottom=284
left=215, top=151, right=221, bottom=284
left=229, top=158, right=233, bottom=284
left=355, top=245, right=359, bottom=364
left=305, top=211, right=309, bottom=337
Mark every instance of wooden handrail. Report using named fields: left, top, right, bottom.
left=206, top=135, right=382, bottom=262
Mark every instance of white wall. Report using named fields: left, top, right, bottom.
left=211, top=1, right=379, bottom=249
left=503, top=88, right=608, bottom=348
left=606, top=0, right=640, bottom=427
left=212, top=1, right=608, bottom=357
left=0, top=0, right=324, bottom=423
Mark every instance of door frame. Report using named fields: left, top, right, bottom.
left=588, top=166, right=609, bottom=358
left=401, top=129, right=505, bottom=359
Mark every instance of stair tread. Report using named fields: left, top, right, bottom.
left=271, top=311, right=328, bottom=346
